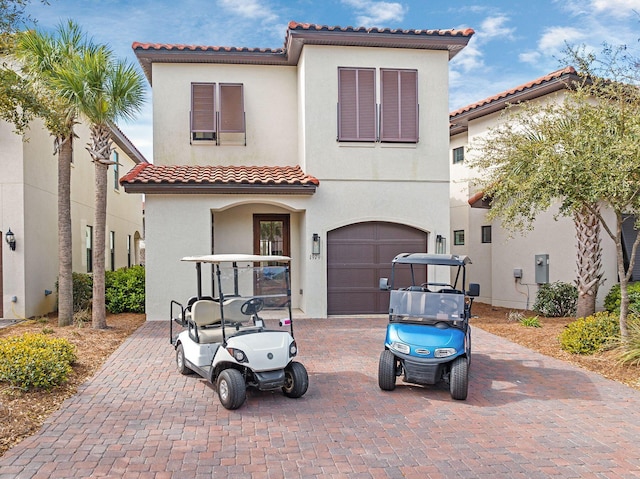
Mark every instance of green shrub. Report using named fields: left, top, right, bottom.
left=105, top=265, right=145, bottom=314
left=0, top=333, right=76, bottom=390
left=559, top=311, right=620, bottom=354
left=72, top=272, right=93, bottom=313
left=604, top=282, right=640, bottom=315
left=533, top=282, right=578, bottom=317
left=520, top=316, right=542, bottom=328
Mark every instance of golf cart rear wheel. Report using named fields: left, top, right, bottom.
left=217, top=369, right=246, bottom=410
left=176, top=344, right=194, bottom=375
left=378, top=350, right=397, bottom=391
left=283, top=361, right=309, bottom=398
left=450, top=356, right=469, bottom=400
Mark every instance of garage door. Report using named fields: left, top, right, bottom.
left=327, top=222, right=427, bottom=315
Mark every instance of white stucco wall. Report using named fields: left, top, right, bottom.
left=144, top=43, right=453, bottom=320
left=450, top=90, right=619, bottom=311
left=151, top=63, right=298, bottom=167
left=1, top=117, right=144, bottom=320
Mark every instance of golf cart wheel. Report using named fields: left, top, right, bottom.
left=282, top=361, right=309, bottom=398
left=450, top=356, right=469, bottom=400
left=176, top=343, right=194, bottom=375
left=217, top=369, right=247, bottom=410
left=378, top=350, right=397, bottom=391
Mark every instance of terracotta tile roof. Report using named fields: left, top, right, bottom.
left=120, top=164, right=319, bottom=195
left=450, top=67, right=580, bottom=136
left=133, top=21, right=474, bottom=83
left=286, top=21, right=475, bottom=38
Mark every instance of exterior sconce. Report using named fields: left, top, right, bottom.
left=5, top=228, right=16, bottom=251
left=311, top=233, right=321, bottom=257
left=435, top=234, right=446, bottom=254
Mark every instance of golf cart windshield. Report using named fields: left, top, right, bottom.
left=181, top=254, right=291, bottom=308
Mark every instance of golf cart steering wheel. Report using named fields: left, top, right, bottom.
left=241, top=297, right=264, bottom=316
left=439, top=297, right=459, bottom=314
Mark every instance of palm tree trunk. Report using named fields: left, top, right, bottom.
left=90, top=125, right=112, bottom=329
left=574, top=205, right=603, bottom=318
left=57, top=135, right=74, bottom=326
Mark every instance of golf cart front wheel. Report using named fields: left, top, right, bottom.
left=283, top=361, right=309, bottom=398
left=378, top=350, right=397, bottom=391
left=450, top=356, right=469, bottom=400
left=176, top=344, right=194, bottom=375
left=217, top=369, right=247, bottom=410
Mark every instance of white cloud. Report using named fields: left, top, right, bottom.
left=451, top=37, right=484, bottom=73
left=217, top=0, right=278, bottom=23
left=341, top=0, right=407, bottom=26
left=519, top=51, right=541, bottom=65
left=538, top=26, right=585, bottom=51
left=591, top=0, right=640, bottom=17
left=479, top=15, right=515, bottom=41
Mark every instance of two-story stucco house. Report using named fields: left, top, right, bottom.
left=122, top=21, right=474, bottom=319
left=449, top=67, right=621, bottom=311
left=1, top=118, right=146, bottom=320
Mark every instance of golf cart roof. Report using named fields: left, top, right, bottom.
left=391, top=253, right=471, bottom=266
left=181, top=254, right=291, bottom=264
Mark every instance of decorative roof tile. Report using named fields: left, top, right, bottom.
left=133, top=21, right=474, bottom=83
left=120, top=164, right=319, bottom=195
left=450, top=67, right=579, bottom=136
left=450, top=67, right=577, bottom=118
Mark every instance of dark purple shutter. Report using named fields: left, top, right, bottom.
left=191, top=83, right=216, bottom=133
left=338, top=68, right=376, bottom=141
left=381, top=69, right=418, bottom=142
left=220, top=83, right=245, bottom=133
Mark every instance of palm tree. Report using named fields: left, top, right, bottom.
left=53, top=42, right=145, bottom=329
left=14, top=21, right=97, bottom=326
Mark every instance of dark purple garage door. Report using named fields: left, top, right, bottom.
left=327, top=221, right=428, bottom=315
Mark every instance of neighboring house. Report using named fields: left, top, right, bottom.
left=449, top=67, right=620, bottom=310
left=122, top=21, right=474, bottom=319
left=0, top=118, right=146, bottom=319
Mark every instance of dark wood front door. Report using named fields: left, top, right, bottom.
left=253, top=215, right=290, bottom=306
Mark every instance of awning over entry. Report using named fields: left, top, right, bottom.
left=120, top=164, right=319, bottom=195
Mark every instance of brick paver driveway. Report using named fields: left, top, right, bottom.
left=1, top=317, right=640, bottom=478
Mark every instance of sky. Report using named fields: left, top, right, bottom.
left=23, top=0, right=640, bottom=162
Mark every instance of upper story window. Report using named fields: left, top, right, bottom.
left=191, top=83, right=216, bottom=141
left=453, top=146, right=464, bottom=164
left=337, top=67, right=418, bottom=143
left=454, top=230, right=465, bottom=246
left=191, top=82, right=245, bottom=144
left=219, top=83, right=245, bottom=133
left=481, top=225, right=492, bottom=244
left=337, top=67, right=376, bottom=142
left=380, top=68, right=418, bottom=143
left=112, top=151, right=119, bottom=190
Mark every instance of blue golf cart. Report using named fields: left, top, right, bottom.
left=378, top=253, right=480, bottom=400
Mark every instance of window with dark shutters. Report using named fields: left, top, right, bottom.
left=338, top=67, right=376, bottom=141
left=380, top=69, right=418, bottom=143
left=219, top=83, right=245, bottom=133
left=191, top=83, right=216, bottom=141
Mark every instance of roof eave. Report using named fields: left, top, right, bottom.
left=121, top=183, right=317, bottom=195
left=449, top=73, right=580, bottom=136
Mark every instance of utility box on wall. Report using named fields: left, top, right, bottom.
left=535, top=254, right=549, bottom=284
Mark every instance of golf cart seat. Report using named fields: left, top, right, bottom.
left=190, top=300, right=221, bottom=327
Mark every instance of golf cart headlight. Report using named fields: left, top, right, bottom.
left=390, top=342, right=410, bottom=354
left=289, top=341, right=298, bottom=357
left=434, top=348, right=456, bottom=358
left=226, top=347, right=248, bottom=363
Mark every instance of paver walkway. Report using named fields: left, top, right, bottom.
left=1, top=317, right=640, bottom=478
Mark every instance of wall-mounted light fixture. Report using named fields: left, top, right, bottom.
left=5, top=228, right=16, bottom=251
left=435, top=234, right=446, bottom=254
left=311, top=233, right=321, bottom=257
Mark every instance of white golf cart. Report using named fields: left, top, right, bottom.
left=170, top=254, right=308, bottom=410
